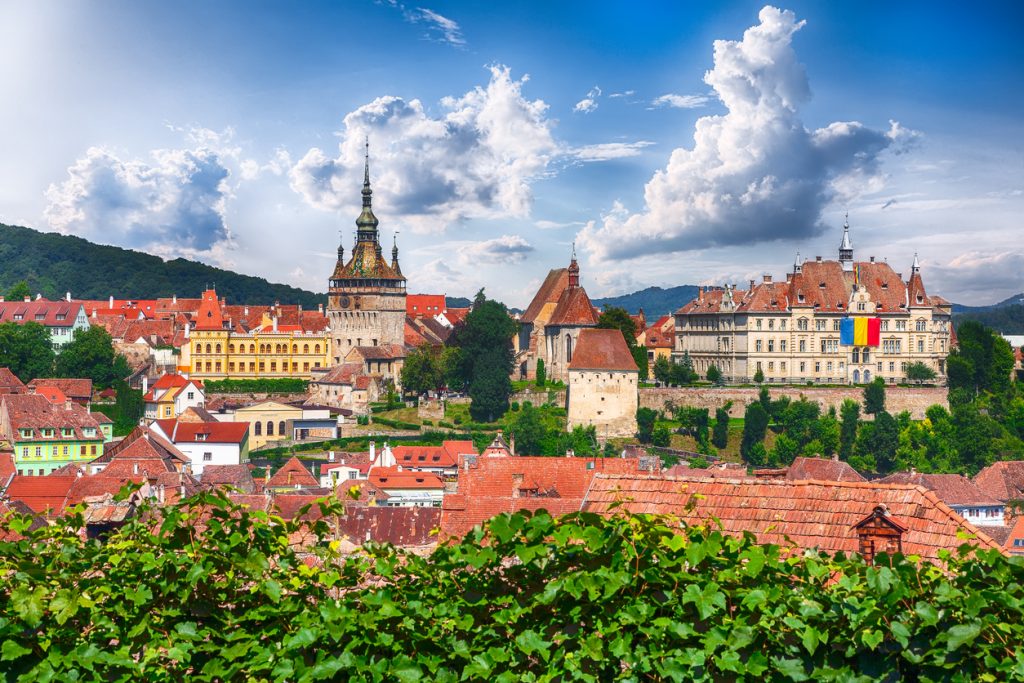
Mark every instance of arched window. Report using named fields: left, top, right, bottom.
left=276, top=344, right=283, bottom=354
left=292, top=344, right=297, bottom=353
left=303, top=344, right=310, bottom=354
left=215, top=344, right=221, bottom=353
left=266, top=421, right=274, bottom=436
left=314, top=344, right=320, bottom=354
left=254, top=422, right=262, bottom=436
left=278, top=421, right=286, bottom=436
left=205, top=344, right=212, bottom=354
left=864, top=369, right=872, bottom=383
left=249, top=344, right=255, bottom=354
left=195, top=343, right=202, bottom=354
left=228, top=344, right=234, bottom=353
left=565, top=334, right=572, bottom=362
left=852, top=369, right=860, bottom=384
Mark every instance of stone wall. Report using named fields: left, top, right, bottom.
left=511, top=389, right=567, bottom=407
left=640, top=386, right=947, bottom=420
left=567, top=370, right=638, bottom=439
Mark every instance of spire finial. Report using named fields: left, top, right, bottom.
left=356, top=136, right=379, bottom=236
left=571, top=240, right=576, bottom=261
left=363, top=136, right=370, bottom=187
left=844, top=211, right=849, bottom=228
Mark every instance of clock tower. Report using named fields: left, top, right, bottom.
left=326, top=142, right=407, bottom=365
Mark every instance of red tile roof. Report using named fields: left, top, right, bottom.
left=644, top=316, right=675, bottom=349
left=2, top=476, right=77, bottom=515
left=193, top=289, right=224, bottom=331
left=549, top=285, right=599, bottom=326
left=90, top=426, right=190, bottom=478
left=407, top=294, right=447, bottom=318
left=973, top=460, right=1024, bottom=502
left=877, top=472, right=1002, bottom=507
left=33, top=386, right=67, bottom=404
left=568, top=328, right=638, bottom=372
left=0, top=300, right=84, bottom=328
left=521, top=268, right=569, bottom=324
left=0, top=499, right=46, bottom=540
left=0, top=452, right=14, bottom=480
left=783, top=457, right=866, bottom=483
left=154, top=419, right=249, bottom=444
left=440, top=455, right=659, bottom=538
left=0, top=394, right=104, bottom=441
left=201, top=464, right=256, bottom=493
left=28, top=378, right=93, bottom=402
left=0, top=368, right=27, bottom=394
left=266, top=457, right=319, bottom=488
left=582, top=474, right=1004, bottom=563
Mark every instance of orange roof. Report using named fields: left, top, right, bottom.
left=973, top=460, right=1024, bottom=502
left=644, top=315, right=675, bottom=349
left=407, top=294, right=446, bottom=318
left=568, top=328, right=638, bottom=372
left=266, top=456, right=319, bottom=488
left=33, top=386, right=68, bottom=404
left=548, top=285, right=599, bottom=326
left=440, top=455, right=659, bottom=538
left=0, top=451, right=16, bottom=479
left=28, top=378, right=93, bottom=400
left=192, top=289, right=224, bottom=331
left=783, top=457, right=866, bottom=483
left=368, top=466, right=444, bottom=490
left=0, top=368, right=27, bottom=393
left=521, top=269, right=569, bottom=324
left=582, top=474, right=1004, bottom=563
left=877, top=472, right=1002, bottom=507
left=392, top=440, right=475, bottom=469
left=445, top=308, right=469, bottom=325
left=154, top=419, right=249, bottom=444
left=2, top=476, right=78, bottom=515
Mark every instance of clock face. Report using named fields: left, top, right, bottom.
left=340, top=296, right=351, bottom=309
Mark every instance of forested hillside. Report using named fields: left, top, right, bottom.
left=593, top=285, right=700, bottom=317
left=0, top=223, right=324, bottom=306
left=954, top=304, right=1024, bottom=335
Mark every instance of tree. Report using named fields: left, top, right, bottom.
left=905, top=361, right=937, bottom=383
left=401, top=345, right=443, bottom=396
left=947, top=320, right=1014, bottom=399
left=706, top=364, right=722, bottom=385
left=863, top=377, right=886, bottom=415
left=771, top=433, right=800, bottom=467
left=448, top=290, right=518, bottom=421
left=54, top=326, right=129, bottom=389
left=596, top=307, right=637, bottom=346
left=741, top=401, right=769, bottom=462
left=631, top=347, right=649, bottom=381
left=652, top=356, right=671, bottom=384
left=0, top=322, right=54, bottom=381
left=651, top=425, right=671, bottom=447
left=506, top=402, right=546, bottom=456
left=113, top=381, right=144, bottom=434
left=669, top=353, right=697, bottom=385
left=855, top=410, right=899, bottom=473
left=810, top=412, right=841, bottom=457
left=753, top=367, right=764, bottom=384
left=5, top=280, right=30, bottom=301
left=839, top=399, right=860, bottom=460
left=535, top=358, right=546, bottom=388
left=636, top=407, right=657, bottom=443
left=712, top=405, right=731, bottom=449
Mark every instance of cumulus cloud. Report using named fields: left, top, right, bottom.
left=573, top=86, right=602, bottom=114
left=457, top=234, right=534, bottom=264
left=609, top=90, right=635, bottom=98
left=44, top=145, right=232, bottom=258
left=650, top=93, right=711, bottom=109
left=535, top=219, right=585, bottom=230
left=578, top=6, right=914, bottom=263
left=929, top=251, right=1024, bottom=304
left=570, top=141, right=654, bottom=162
left=289, top=65, right=557, bottom=233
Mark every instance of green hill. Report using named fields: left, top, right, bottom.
left=0, top=223, right=324, bottom=306
left=593, top=285, right=700, bottom=317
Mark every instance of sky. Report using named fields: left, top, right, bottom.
left=1, top=1, right=1022, bottom=307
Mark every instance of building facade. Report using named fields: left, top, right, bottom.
left=673, top=222, right=953, bottom=385
left=185, top=289, right=331, bottom=380
left=0, top=394, right=109, bottom=475
left=0, top=298, right=89, bottom=348
left=327, top=144, right=407, bottom=366
left=566, top=328, right=639, bottom=439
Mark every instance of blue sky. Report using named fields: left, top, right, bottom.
left=1, top=1, right=1022, bottom=307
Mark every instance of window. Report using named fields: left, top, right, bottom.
left=249, top=362, right=256, bottom=372
left=205, top=344, right=212, bottom=354
left=863, top=350, right=870, bottom=363
left=896, top=320, right=907, bottom=331
left=781, top=362, right=786, bottom=372
left=81, top=446, right=86, bottom=455
left=889, top=362, right=895, bottom=372
left=565, top=334, right=573, bottom=362
left=203, top=452, right=213, bottom=462
left=254, top=422, right=262, bottom=436
left=196, top=343, right=202, bottom=354
left=780, top=340, right=787, bottom=353
left=799, top=340, right=806, bottom=353
left=821, top=339, right=838, bottom=354
left=918, top=339, right=924, bottom=353
left=215, top=344, right=221, bottom=353
left=814, top=362, right=820, bottom=373
left=780, top=320, right=787, bottom=331
left=63, top=446, right=68, bottom=455
left=916, top=319, right=926, bottom=331
left=755, top=340, right=763, bottom=352
left=768, top=362, right=774, bottom=371
left=279, top=421, right=286, bottom=436
left=90, top=445, right=96, bottom=455
left=756, top=319, right=762, bottom=330
left=215, top=361, right=221, bottom=372
left=768, top=319, right=774, bottom=330
left=229, top=363, right=235, bottom=372
left=270, top=361, right=277, bottom=372
left=249, top=344, right=255, bottom=354
left=827, top=362, right=833, bottom=372
left=35, top=446, right=41, bottom=457
left=314, top=344, right=321, bottom=354
left=205, top=362, right=212, bottom=372
left=266, top=421, right=274, bottom=436
left=797, top=318, right=808, bottom=331
left=259, top=362, right=265, bottom=372
left=303, top=344, right=310, bottom=354
left=799, top=362, right=806, bottom=373
left=187, top=391, right=194, bottom=400
left=229, top=344, right=235, bottom=353
left=756, top=361, right=762, bottom=371
left=292, top=345, right=298, bottom=353
left=857, top=302, right=865, bottom=312
left=881, top=320, right=889, bottom=331
left=833, top=320, right=841, bottom=331
left=883, top=339, right=902, bottom=355
left=768, top=340, right=775, bottom=352
left=164, top=406, right=172, bottom=417
left=815, top=319, right=825, bottom=331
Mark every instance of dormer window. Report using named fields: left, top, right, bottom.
left=35, top=313, right=45, bottom=321
left=818, top=282, right=826, bottom=289
left=196, top=433, right=208, bottom=441
left=881, top=282, right=888, bottom=290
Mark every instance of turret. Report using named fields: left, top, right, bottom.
left=839, top=214, right=854, bottom=272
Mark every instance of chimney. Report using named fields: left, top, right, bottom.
left=329, top=451, right=335, bottom=462
left=853, top=504, right=907, bottom=565
left=244, top=306, right=249, bottom=316
left=831, top=452, right=839, bottom=461
left=66, top=292, right=71, bottom=302
left=318, top=303, right=323, bottom=314
left=510, top=432, right=516, bottom=457
left=173, top=294, right=177, bottom=304
left=158, top=484, right=165, bottom=503
left=815, top=255, right=822, bottom=262
left=142, top=375, right=148, bottom=394
left=0, top=296, right=4, bottom=302
left=76, top=469, right=83, bottom=478
left=272, top=316, right=278, bottom=332
left=24, top=296, right=31, bottom=302
left=184, top=322, right=190, bottom=339
left=133, top=462, right=139, bottom=475
left=369, top=441, right=376, bottom=463
left=65, top=398, right=72, bottom=410
left=109, top=295, right=114, bottom=308
left=870, top=256, right=875, bottom=263
left=748, top=279, right=755, bottom=290
left=763, top=274, right=772, bottom=284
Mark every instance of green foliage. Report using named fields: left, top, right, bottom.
left=114, top=381, right=144, bottom=435
left=3, top=495, right=1021, bottom=682
left=0, top=222, right=325, bottom=306
left=753, top=367, right=765, bottom=384
left=0, top=322, right=54, bottom=382
left=948, top=320, right=1015, bottom=399
left=596, top=306, right=637, bottom=344
left=853, top=411, right=900, bottom=474
left=5, top=280, right=30, bottom=301
left=652, top=355, right=671, bottom=384
left=955, top=303, right=1024, bottom=334
left=631, top=346, right=649, bottom=380
left=712, top=405, right=730, bottom=449
left=741, top=401, right=769, bottom=462
left=449, top=291, right=517, bottom=422
left=505, top=402, right=547, bottom=455
left=839, top=399, right=860, bottom=460
left=401, top=345, right=460, bottom=396
left=53, top=326, right=130, bottom=389
left=534, top=358, right=546, bottom=388
left=636, top=407, right=658, bottom=443
left=203, top=378, right=309, bottom=394
left=706, top=364, right=722, bottom=385
left=863, top=377, right=886, bottom=415
left=906, top=361, right=938, bottom=383
left=370, top=416, right=421, bottom=431
left=651, top=424, right=671, bottom=447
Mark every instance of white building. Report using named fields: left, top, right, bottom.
left=151, top=419, right=249, bottom=476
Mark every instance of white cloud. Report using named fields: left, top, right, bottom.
left=289, top=65, right=557, bottom=233
left=929, top=251, right=1024, bottom=304
left=573, top=86, right=602, bottom=113
left=650, top=93, right=711, bottom=109
left=570, top=141, right=654, bottom=162
left=381, top=1, right=466, bottom=47
left=609, top=90, right=635, bottom=98
left=44, top=144, right=232, bottom=258
left=578, top=6, right=912, bottom=263
left=535, top=219, right=585, bottom=230
left=457, top=234, right=534, bottom=264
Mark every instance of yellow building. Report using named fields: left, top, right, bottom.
left=233, top=400, right=303, bottom=449
left=183, top=290, right=331, bottom=380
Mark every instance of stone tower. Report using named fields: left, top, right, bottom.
left=326, top=142, right=407, bottom=365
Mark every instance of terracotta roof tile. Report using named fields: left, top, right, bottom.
left=549, top=285, right=599, bottom=326
left=2, top=476, right=78, bottom=515
left=0, top=300, right=84, bottom=328
left=0, top=368, right=27, bottom=393
left=266, top=457, right=319, bottom=488
left=877, top=472, right=1002, bottom=507
left=783, top=457, right=866, bottom=482
left=974, top=460, right=1024, bottom=502
left=568, top=328, right=638, bottom=372
left=582, top=474, right=1003, bottom=562
left=521, top=269, right=569, bottom=324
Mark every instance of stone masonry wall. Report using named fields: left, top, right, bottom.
left=640, top=386, right=947, bottom=420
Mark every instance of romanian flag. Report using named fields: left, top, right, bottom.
left=840, top=318, right=880, bottom=346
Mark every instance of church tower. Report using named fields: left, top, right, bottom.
left=838, top=214, right=854, bottom=272
left=326, top=142, right=407, bottom=365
